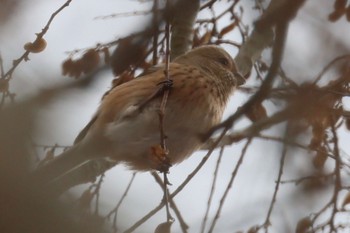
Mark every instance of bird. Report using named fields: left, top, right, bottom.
left=34, top=45, right=245, bottom=185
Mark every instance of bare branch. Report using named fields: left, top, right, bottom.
left=207, top=139, right=251, bottom=233
left=200, top=146, right=225, bottom=233
left=170, top=0, right=200, bottom=59
left=205, top=0, right=302, bottom=139
left=262, top=131, right=288, bottom=231
left=3, top=0, right=73, bottom=80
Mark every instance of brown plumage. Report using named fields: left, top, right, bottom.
left=35, top=45, right=244, bottom=182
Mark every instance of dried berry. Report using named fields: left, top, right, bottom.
left=328, top=10, right=344, bottom=22
left=296, top=217, right=312, bottom=233
left=245, top=102, right=267, bottom=122
left=81, top=49, right=100, bottom=73
left=24, top=37, right=47, bottom=53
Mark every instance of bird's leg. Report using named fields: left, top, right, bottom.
left=150, top=144, right=172, bottom=173
left=138, top=79, right=173, bottom=111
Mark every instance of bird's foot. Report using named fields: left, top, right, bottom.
left=137, top=79, right=173, bottom=112
left=150, top=144, right=172, bottom=173
left=156, top=79, right=173, bottom=91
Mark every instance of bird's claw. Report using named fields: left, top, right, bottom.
left=157, top=79, right=173, bottom=91
left=137, top=79, right=173, bottom=112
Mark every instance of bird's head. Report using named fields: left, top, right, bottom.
left=174, top=45, right=245, bottom=86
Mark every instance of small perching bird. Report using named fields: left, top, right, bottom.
left=34, top=45, right=245, bottom=184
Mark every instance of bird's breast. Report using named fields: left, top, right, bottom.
left=167, top=72, right=226, bottom=129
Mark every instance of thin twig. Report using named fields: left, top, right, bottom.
left=3, top=0, right=73, bottom=81
left=171, top=129, right=229, bottom=198
left=124, top=128, right=229, bottom=233
left=280, top=173, right=334, bottom=185
left=123, top=200, right=164, bottom=233
left=106, top=173, right=136, bottom=232
left=256, top=134, right=340, bottom=163
left=200, top=0, right=217, bottom=10
left=262, top=134, right=288, bottom=232
left=312, top=54, right=350, bottom=85
left=328, top=119, right=342, bottom=231
left=0, top=53, right=4, bottom=78
left=93, top=174, right=105, bottom=215
left=201, top=108, right=292, bottom=150
left=213, top=39, right=241, bottom=48
left=309, top=119, right=343, bottom=232
left=0, top=93, right=5, bottom=108
left=200, top=146, right=225, bottom=233
left=151, top=172, right=189, bottom=233
left=197, top=0, right=239, bottom=23
left=207, top=138, right=251, bottom=233
left=152, top=0, right=159, bottom=65
left=158, top=0, right=173, bottom=223
left=94, top=9, right=155, bottom=20
left=205, top=9, right=289, bottom=140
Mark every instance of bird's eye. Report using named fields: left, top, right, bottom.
left=218, top=57, right=229, bottom=66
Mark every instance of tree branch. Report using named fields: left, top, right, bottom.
left=170, top=0, right=200, bottom=60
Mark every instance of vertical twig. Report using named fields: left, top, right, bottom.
left=93, top=174, right=105, bottom=215
left=152, top=0, right=159, bottom=65
left=200, top=146, right=225, bottom=233
left=207, top=138, right=251, bottom=233
left=162, top=172, right=173, bottom=222
left=328, top=118, right=342, bottom=231
left=0, top=93, right=6, bottom=108
left=106, top=173, right=136, bottom=232
left=262, top=133, right=288, bottom=232
left=0, top=53, right=4, bottom=78
left=124, top=128, right=229, bottom=233
left=0, top=53, right=5, bottom=108
left=159, top=7, right=171, bottom=153
left=151, top=172, right=189, bottom=233
left=158, top=0, right=173, bottom=223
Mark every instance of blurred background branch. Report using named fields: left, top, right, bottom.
left=1, top=0, right=350, bottom=232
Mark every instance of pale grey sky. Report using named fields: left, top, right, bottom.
left=1, top=1, right=350, bottom=232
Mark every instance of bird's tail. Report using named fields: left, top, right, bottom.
left=30, top=137, right=116, bottom=196
left=31, top=143, right=90, bottom=186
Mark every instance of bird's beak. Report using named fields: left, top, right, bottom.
left=234, top=72, right=246, bottom=86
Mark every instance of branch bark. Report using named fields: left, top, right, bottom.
left=170, top=0, right=200, bottom=60
left=233, top=0, right=305, bottom=77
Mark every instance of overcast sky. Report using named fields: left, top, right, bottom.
left=1, top=1, right=350, bottom=232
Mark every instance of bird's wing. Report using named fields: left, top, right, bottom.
left=74, top=62, right=190, bottom=143
left=74, top=115, right=97, bottom=144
